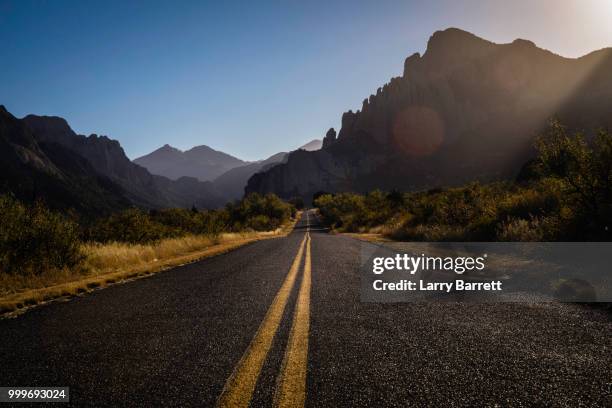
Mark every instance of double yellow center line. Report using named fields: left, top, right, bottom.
left=217, top=213, right=312, bottom=408
left=274, top=229, right=311, bottom=407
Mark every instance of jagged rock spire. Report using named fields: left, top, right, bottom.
left=322, top=128, right=337, bottom=149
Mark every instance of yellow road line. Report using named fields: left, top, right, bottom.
left=273, top=232, right=312, bottom=408
left=216, top=232, right=308, bottom=408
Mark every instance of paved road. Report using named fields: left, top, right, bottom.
left=1, top=211, right=610, bottom=407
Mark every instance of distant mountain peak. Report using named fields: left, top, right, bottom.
left=134, top=143, right=246, bottom=181
left=154, top=144, right=182, bottom=153
left=298, top=139, right=322, bottom=151
left=186, top=144, right=214, bottom=153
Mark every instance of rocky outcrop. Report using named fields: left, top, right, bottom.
left=322, top=128, right=337, bottom=149
left=246, top=28, right=612, bottom=200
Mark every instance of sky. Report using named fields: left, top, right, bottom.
left=1, top=0, right=611, bottom=160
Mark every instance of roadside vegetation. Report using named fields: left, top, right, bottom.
left=315, top=121, right=612, bottom=242
left=85, top=192, right=294, bottom=244
left=0, top=193, right=296, bottom=312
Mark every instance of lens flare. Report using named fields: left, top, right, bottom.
left=392, top=106, right=445, bottom=156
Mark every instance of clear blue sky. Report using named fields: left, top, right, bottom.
left=1, top=0, right=610, bottom=160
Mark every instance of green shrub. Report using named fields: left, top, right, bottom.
left=0, top=195, right=83, bottom=275
left=246, top=215, right=273, bottom=231
left=149, top=208, right=228, bottom=236
left=86, top=193, right=293, bottom=243
left=89, top=208, right=176, bottom=244
left=226, top=193, right=293, bottom=231
left=536, top=122, right=612, bottom=239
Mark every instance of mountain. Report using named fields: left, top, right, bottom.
left=20, top=113, right=224, bottom=210
left=246, top=28, right=612, bottom=200
left=212, top=139, right=322, bottom=201
left=298, top=139, right=322, bottom=151
left=134, top=144, right=247, bottom=181
left=212, top=152, right=288, bottom=201
left=0, top=106, right=131, bottom=215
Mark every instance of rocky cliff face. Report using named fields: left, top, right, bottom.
left=0, top=106, right=131, bottom=214
left=246, top=28, right=612, bottom=200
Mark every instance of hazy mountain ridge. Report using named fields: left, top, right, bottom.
left=298, top=139, right=322, bottom=151
left=212, top=152, right=289, bottom=201
left=246, top=28, right=612, bottom=200
left=132, top=138, right=322, bottom=202
left=134, top=143, right=247, bottom=182
left=211, top=139, right=322, bottom=201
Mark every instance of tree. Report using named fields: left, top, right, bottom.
left=536, top=120, right=612, bottom=237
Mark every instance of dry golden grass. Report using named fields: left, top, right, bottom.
left=341, top=232, right=390, bottom=243
left=0, top=214, right=299, bottom=317
left=83, top=234, right=220, bottom=275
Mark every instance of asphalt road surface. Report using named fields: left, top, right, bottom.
left=1, top=210, right=610, bottom=407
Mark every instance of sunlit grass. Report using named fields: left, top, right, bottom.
left=0, top=218, right=296, bottom=315
left=83, top=234, right=220, bottom=275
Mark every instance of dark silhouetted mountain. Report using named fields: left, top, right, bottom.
left=22, top=113, right=224, bottom=209
left=212, top=139, right=322, bottom=201
left=246, top=28, right=612, bottom=200
left=0, top=106, right=130, bottom=214
left=134, top=144, right=246, bottom=181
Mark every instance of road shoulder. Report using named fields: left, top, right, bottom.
left=0, top=212, right=302, bottom=318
